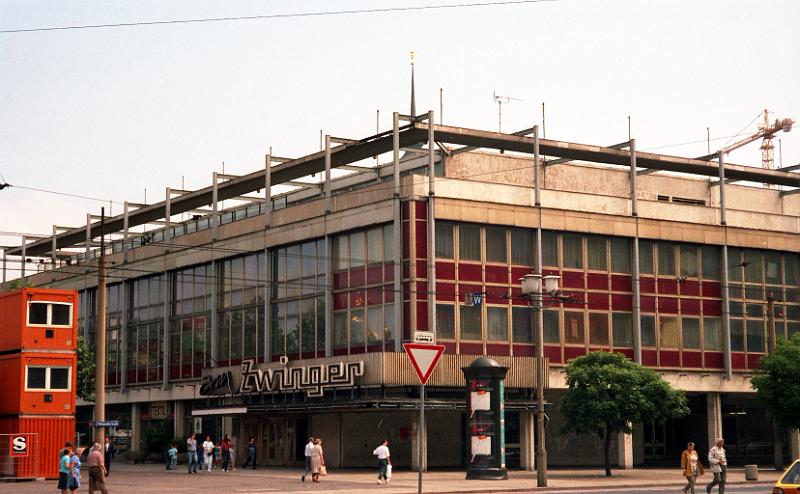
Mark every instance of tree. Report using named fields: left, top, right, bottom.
left=76, top=336, right=96, bottom=402
left=751, top=332, right=800, bottom=430
left=560, top=351, right=689, bottom=476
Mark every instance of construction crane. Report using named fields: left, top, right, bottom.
left=721, top=109, right=794, bottom=188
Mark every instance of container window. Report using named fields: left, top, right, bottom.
left=52, top=304, right=71, bottom=326
left=29, top=303, right=48, bottom=325
left=27, top=367, right=47, bottom=389
left=50, top=368, right=70, bottom=390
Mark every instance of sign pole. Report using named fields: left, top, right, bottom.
left=418, top=383, right=425, bottom=494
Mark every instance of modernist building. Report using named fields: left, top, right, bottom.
left=3, top=112, right=799, bottom=470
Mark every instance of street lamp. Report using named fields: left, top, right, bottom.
left=520, top=273, right=561, bottom=488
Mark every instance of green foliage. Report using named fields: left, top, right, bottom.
left=76, top=336, right=96, bottom=402
left=751, top=332, right=800, bottom=430
left=142, top=420, right=174, bottom=453
left=561, top=351, right=689, bottom=476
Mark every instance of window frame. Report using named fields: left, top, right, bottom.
left=27, top=301, right=73, bottom=328
left=24, top=365, right=72, bottom=392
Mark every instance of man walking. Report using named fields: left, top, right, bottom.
left=707, top=437, right=727, bottom=494
left=373, top=439, right=391, bottom=485
left=186, top=433, right=198, bottom=474
left=103, top=437, right=116, bottom=476
left=301, top=436, right=314, bottom=482
left=87, top=443, right=109, bottom=494
left=242, top=437, right=257, bottom=470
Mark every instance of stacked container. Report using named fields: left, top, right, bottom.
left=0, top=288, right=77, bottom=479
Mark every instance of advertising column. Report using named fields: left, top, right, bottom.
left=462, top=357, right=508, bottom=480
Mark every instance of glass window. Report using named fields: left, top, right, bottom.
left=764, top=252, right=781, bottom=285
left=460, top=305, right=482, bottom=340
left=610, top=238, right=631, bottom=273
left=542, top=231, right=558, bottom=267
left=28, top=303, right=48, bottom=325
left=350, top=308, right=365, bottom=347
left=383, top=304, right=394, bottom=344
left=658, top=243, right=675, bottom=276
left=587, top=236, right=607, bottom=271
left=612, top=313, right=633, bottom=347
left=350, top=232, right=365, bottom=267
left=436, top=304, right=455, bottom=339
left=747, top=319, right=765, bottom=352
left=51, top=304, right=72, bottom=326
left=543, top=310, right=560, bottom=343
left=487, top=306, right=508, bottom=341
left=703, top=317, right=722, bottom=351
left=564, top=311, right=584, bottom=344
left=333, top=312, right=348, bottom=350
left=589, top=313, right=609, bottom=345
left=682, top=318, right=701, bottom=349
left=511, top=228, right=533, bottom=266
left=50, top=368, right=69, bottom=390
left=563, top=235, right=583, bottom=269
left=26, top=367, right=46, bottom=389
left=680, top=246, right=698, bottom=277
left=641, top=315, right=656, bottom=347
left=383, top=225, right=394, bottom=263
left=785, top=254, right=799, bottom=285
left=639, top=240, right=654, bottom=274
left=659, top=316, right=679, bottom=348
left=485, top=227, right=507, bottom=263
left=436, top=222, right=454, bottom=259
left=744, top=250, right=761, bottom=283
left=367, top=306, right=382, bottom=344
left=367, top=228, right=382, bottom=264
left=511, top=306, right=532, bottom=343
left=730, top=319, right=744, bottom=351
left=334, top=236, right=348, bottom=271
left=701, top=246, right=721, bottom=280
left=459, top=224, right=481, bottom=261
left=728, top=248, right=743, bottom=282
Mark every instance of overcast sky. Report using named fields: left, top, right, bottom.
left=1, top=0, right=799, bottom=276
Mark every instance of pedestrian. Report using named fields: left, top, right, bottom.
left=58, top=447, right=72, bottom=494
left=373, top=439, right=391, bottom=485
left=202, top=436, right=215, bottom=472
left=680, top=441, right=704, bottom=493
left=68, top=447, right=82, bottom=492
left=706, top=437, right=727, bottom=494
left=197, top=438, right=205, bottom=466
left=186, top=433, right=198, bottom=474
left=242, top=437, right=257, bottom=470
left=301, top=436, right=314, bottom=482
left=168, top=443, right=178, bottom=470
left=310, top=438, right=325, bottom=483
left=103, top=437, right=116, bottom=476
left=87, top=442, right=109, bottom=494
left=221, top=434, right=232, bottom=472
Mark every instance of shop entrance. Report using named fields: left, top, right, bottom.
left=261, top=417, right=289, bottom=466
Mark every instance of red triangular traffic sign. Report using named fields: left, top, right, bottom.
left=403, top=343, right=445, bottom=385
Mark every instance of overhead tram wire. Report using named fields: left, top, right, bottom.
left=0, top=0, right=558, bottom=34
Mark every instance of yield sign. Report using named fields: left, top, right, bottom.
left=403, top=343, right=445, bottom=385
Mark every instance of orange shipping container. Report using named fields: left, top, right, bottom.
left=0, top=352, right=76, bottom=415
left=0, top=288, right=77, bottom=353
left=0, top=415, right=75, bottom=479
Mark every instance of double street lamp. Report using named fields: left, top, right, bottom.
left=520, top=273, right=562, bottom=488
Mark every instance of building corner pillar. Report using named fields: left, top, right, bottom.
left=173, top=400, right=185, bottom=439
left=131, top=403, right=141, bottom=452
left=789, top=429, right=800, bottom=461
left=707, top=392, right=723, bottom=451
left=617, top=431, right=634, bottom=469
left=411, top=411, right=427, bottom=472
left=520, top=410, right=535, bottom=471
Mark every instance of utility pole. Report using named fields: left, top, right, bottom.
left=95, top=207, right=107, bottom=445
left=767, top=294, right=784, bottom=470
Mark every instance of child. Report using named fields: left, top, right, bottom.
left=168, top=443, right=178, bottom=470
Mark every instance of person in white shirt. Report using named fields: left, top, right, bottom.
left=202, top=436, right=215, bottom=472
left=301, top=437, right=314, bottom=482
left=706, top=437, right=727, bottom=494
left=373, top=440, right=392, bottom=485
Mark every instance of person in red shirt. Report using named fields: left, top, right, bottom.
left=221, top=434, right=233, bottom=473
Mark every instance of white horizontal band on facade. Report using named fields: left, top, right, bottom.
left=191, top=407, right=247, bottom=416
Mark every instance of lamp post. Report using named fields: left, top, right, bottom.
left=520, top=273, right=560, bottom=488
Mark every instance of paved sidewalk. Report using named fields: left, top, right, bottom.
left=2, top=463, right=782, bottom=493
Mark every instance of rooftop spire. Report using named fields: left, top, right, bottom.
left=410, top=51, right=416, bottom=117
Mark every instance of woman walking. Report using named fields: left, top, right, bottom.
left=680, top=441, right=704, bottom=494
left=221, top=434, right=233, bottom=472
left=68, top=447, right=82, bottom=492
left=310, top=438, right=325, bottom=483
left=58, top=447, right=71, bottom=494
left=202, top=436, right=215, bottom=472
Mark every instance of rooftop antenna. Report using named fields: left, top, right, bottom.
left=493, top=91, right=522, bottom=133
left=410, top=51, right=416, bottom=117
